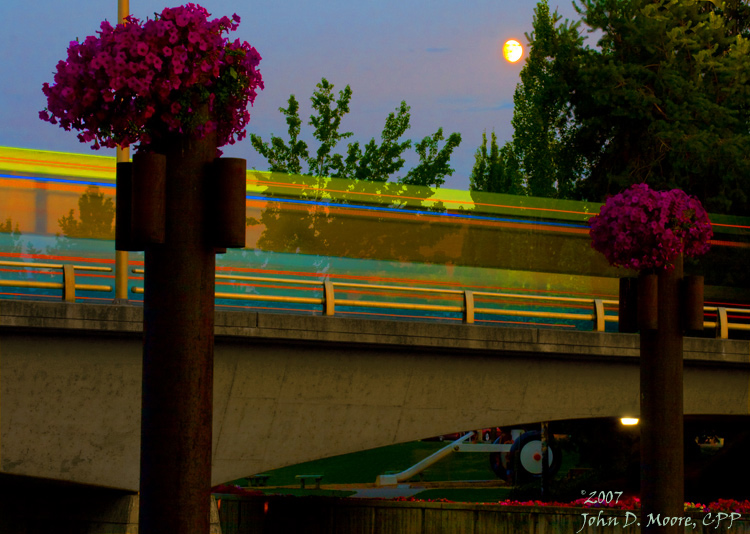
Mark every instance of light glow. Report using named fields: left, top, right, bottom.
left=620, top=417, right=639, bottom=426
left=503, top=39, right=523, bottom=63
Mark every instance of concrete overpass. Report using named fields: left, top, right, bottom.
left=1, top=299, right=748, bottom=491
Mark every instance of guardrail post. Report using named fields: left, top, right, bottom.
left=62, top=264, right=75, bottom=302
left=463, top=290, right=474, bottom=324
left=324, top=280, right=335, bottom=316
left=715, top=307, right=728, bottom=339
left=593, top=299, right=605, bottom=331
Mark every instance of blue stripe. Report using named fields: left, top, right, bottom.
left=0, top=172, right=588, bottom=230
left=0, top=174, right=113, bottom=188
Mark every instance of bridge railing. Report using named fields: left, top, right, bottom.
left=704, top=306, right=750, bottom=339
left=129, top=268, right=617, bottom=331
left=0, top=260, right=113, bottom=302
left=0, top=258, right=747, bottom=338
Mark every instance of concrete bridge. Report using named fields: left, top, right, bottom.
left=1, top=299, right=748, bottom=491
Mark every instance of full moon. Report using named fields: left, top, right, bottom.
left=503, top=39, right=523, bottom=63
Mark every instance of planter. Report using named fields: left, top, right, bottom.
left=131, top=152, right=167, bottom=246
left=682, top=275, right=705, bottom=334
left=208, top=157, right=247, bottom=249
left=619, top=277, right=638, bottom=333
left=637, top=272, right=658, bottom=331
left=115, top=161, right=137, bottom=251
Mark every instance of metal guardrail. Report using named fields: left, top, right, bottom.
left=703, top=306, right=750, bottom=339
left=127, top=269, right=625, bottom=333
left=0, top=260, right=113, bottom=302
left=0, top=259, right=746, bottom=339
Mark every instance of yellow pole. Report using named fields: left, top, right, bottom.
left=115, top=0, right=130, bottom=301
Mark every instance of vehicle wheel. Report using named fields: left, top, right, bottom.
left=508, top=430, right=562, bottom=484
left=489, top=437, right=510, bottom=480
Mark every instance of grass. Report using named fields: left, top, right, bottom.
left=231, top=440, right=499, bottom=488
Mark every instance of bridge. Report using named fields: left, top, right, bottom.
left=1, top=146, right=750, bottom=496
left=2, top=298, right=748, bottom=491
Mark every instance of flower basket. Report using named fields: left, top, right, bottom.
left=589, top=184, right=712, bottom=272
left=40, top=5, right=263, bottom=154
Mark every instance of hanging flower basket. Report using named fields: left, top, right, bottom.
left=41, top=4, right=263, bottom=251
left=39, top=4, right=263, bottom=154
left=589, top=184, right=712, bottom=271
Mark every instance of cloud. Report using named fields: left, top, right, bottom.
left=425, top=47, right=449, bottom=53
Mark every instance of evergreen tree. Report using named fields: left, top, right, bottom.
left=511, top=0, right=585, bottom=199
left=514, top=0, right=750, bottom=213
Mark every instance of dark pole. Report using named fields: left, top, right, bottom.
left=540, top=421, right=549, bottom=500
left=139, top=132, right=217, bottom=534
left=640, top=255, right=684, bottom=533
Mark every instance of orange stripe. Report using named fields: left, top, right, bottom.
left=0, top=155, right=114, bottom=173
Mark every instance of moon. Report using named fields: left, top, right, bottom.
left=503, top=39, right=523, bottom=63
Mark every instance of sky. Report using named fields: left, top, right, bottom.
left=0, top=0, right=587, bottom=190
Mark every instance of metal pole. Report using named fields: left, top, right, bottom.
left=139, top=132, right=216, bottom=534
left=541, top=421, right=549, bottom=500
left=115, top=0, right=129, bottom=302
left=640, top=255, right=684, bottom=533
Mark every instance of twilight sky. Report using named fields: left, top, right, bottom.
left=0, top=0, right=586, bottom=190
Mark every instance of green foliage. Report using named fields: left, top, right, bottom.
left=250, top=95, right=308, bottom=175
left=333, top=101, right=412, bottom=182
left=513, top=0, right=750, bottom=213
left=0, top=218, right=24, bottom=254
left=57, top=186, right=115, bottom=239
left=400, top=128, right=462, bottom=189
left=469, top=132, right=525, bottom=195
left=251, top=77, right=461, bottom=185
left=510, top=0, right=586, bottom=199
left=306, top=78, right=354, bottom=178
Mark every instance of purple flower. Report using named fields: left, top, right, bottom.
left=40, top=2, right=263, bottom=152
left=589, top=184, right=712, bottom=270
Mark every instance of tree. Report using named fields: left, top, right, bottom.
left=510, top=0, right=585, bottom=199
left=57, top=185, right=115, bottom=239
left=517, top=0, right=750, bottom=213
left=249, top=95, right=308, bottom=175
left=400, top=128, right=462, bottom=189
left=251, top=77, right=462, bottom=186
left=333, top=101, right=412, bottom=182
left=469, top=131, right=525, bottom=195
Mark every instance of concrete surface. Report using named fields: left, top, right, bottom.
left=1, top=300, right=748, bottom=491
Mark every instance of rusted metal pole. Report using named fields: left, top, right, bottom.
left=138, top=133, right=217, bottom=534
left=640, top=255, right=684, bottom=533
